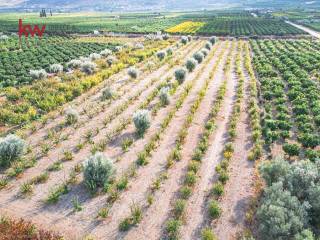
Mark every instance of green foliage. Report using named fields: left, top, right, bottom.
left=257, top=182, right=308, bottom=240
left=205, top=41, right=212, bottom=50
left=201, top=228, right=217, bottom=240
left=166, top=219, right=181, bottom=240
left=133, top=109, right=151, bottom=136
left=65, top=107, right=79, bottom=125
left=283, top=143, right=300, bottom=157
left=185, top=58, right=197, bottom=72
left=29, top=69, right=47, bottom=80
left=208, top=200, right=221, bottom=219
left=156, top=50, right=166, bottom=60
left=159, top=87, right=170, bottom=106
left=83, top=152, right=115, bottom=192
left=101, top=87, right=115, bottom=100
left=127, top=67, right=139, bottom=79
left=258, top=158, right=320, bottom=239
left=49, top=64, right=63, bottom=73
left=193, top=52, right=204, bottom=63
left=174, top=67, right=187, bottom=84
left=0, top=134, right=25, bottom=167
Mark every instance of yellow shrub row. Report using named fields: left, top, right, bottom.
left=166, top=21, right=205, bottom=34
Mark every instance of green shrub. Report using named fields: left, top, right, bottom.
left=205, top=41, right=212, bottom=50
left=181, top=36, right=188, bottom=45
left=257, top=182, right=308, bottom=240
left=128, top=67, right=139, bottom=79
left=185, top=58, right=197, bottom=72
left=49, top=64, right=63, bottom=73
left=166, top=47, right=173, bottom=55
left=0, top=134, right=25, bottom=167
left=80, top=61, right=96, bottom=75
left=212, top=182, right=224, bottom=196
left=156, top=50, right=166, bottom=60
left=133, top=109, right=151, bottom=136
left=201, top=228, right=217, bottom=240
left=209, top=36, right=217, bottom=44
left=29, top=69, right=47, bottom=80
left=166, top=219, right=181, bottom=240
left=201, top=48, right=209, bottom=57
left=101, top=87, right=114, bottom=100
left=185, top=171, right=197, bottom=186
left=193, top=52, right=204, bottom=63
left=83, top=152, right=115, bottom=192
left=283, top=143, right=300, bottom=157
left=173, top=199, right=186, bottom=218
left=65, top=107, right=79, bottom=125
left=180, top=186, right=192, bottom=199
left=174, top=67, right=187, bottom=84
left=159, top=87, right=170, bottom=106
left=208, top=200, right=221, bottom=219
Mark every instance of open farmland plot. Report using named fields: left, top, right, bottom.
left=0, top=36, right=172, bottom=128
left=0, top=36, right=263, bottom=240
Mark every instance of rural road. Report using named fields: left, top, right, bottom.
left=286, top=20, right=320, bottom=39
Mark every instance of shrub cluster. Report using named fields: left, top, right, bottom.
left=80, top=60, right=97, bottom=74
left=49, top=64, right=63, bottom=73
left=257, top=158, right=320, bottom=239
left=159, top=87, right=170, bottom=106
left=185, top=58, right=197, bottom=72
left=83, top=152, right=115, bottom=192
left=65, top=107, right=79, bottom=125
left=133, top=109, right=151, bottom=136
left=127, top=67, right=139, bottom=79
left=0, top=134, right=25, bottom=167
left=0, top=216, right=62, bottom=240
left=174, top=67, right=187, bottom=84
left=29, top=69, right=47, bottom=80
left=156, top=50, right=166, bottom=61
left=193, top=52, right=204, bottom=63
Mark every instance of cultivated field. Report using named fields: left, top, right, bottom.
left=1, top=10, right=320, bottom=240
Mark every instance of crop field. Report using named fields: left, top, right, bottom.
left=1, top=8, right=320, bottom=240
left=0, top=12, right=306, bottom=36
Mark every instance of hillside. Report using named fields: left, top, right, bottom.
left=0, top=0, right=319, bottom=12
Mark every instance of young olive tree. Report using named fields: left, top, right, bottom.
left=128, top=67, right=139, bottom=79
left=159, top=87, right=170, bottom=106
left=83, top=152, right=115, bottom=192
left=193, top=52, right=204, bottom=63
left=174, top=67, right=187, bottom=84
left=156, top=51, right=166, bottom=61
left=65, top=107, right=79, bottom=125
left=80, top=61, right=96, bottom=75
left=29, top=69, right=47, bottom=80
left=0, top=134, right=25, bottom=167
left=185, top=58, right=197, bottom=72
left=133, top=109, right=151, bottom=136
left=49, top=63, right=63, bottom=74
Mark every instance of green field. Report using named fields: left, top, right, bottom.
left=0, top=11, right=305, bottom=36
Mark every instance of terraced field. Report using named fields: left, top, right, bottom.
left=1, top=27, right=320, bottom=239
left=0, top=36, right=262, bottom=239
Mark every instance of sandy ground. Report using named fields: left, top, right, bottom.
left=89, top=41, right=230, bottom=240
left=178, top=42, right=238, bottom=240
left=212, top=46, right=255, bottom=240
left=0, top=41, right=209, bottom=239
left=0, top=40, right=258, bottom=240
left=123, top=41, right=232, bottom=240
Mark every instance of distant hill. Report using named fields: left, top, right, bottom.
left=0, top=0, right=319, bottom=12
